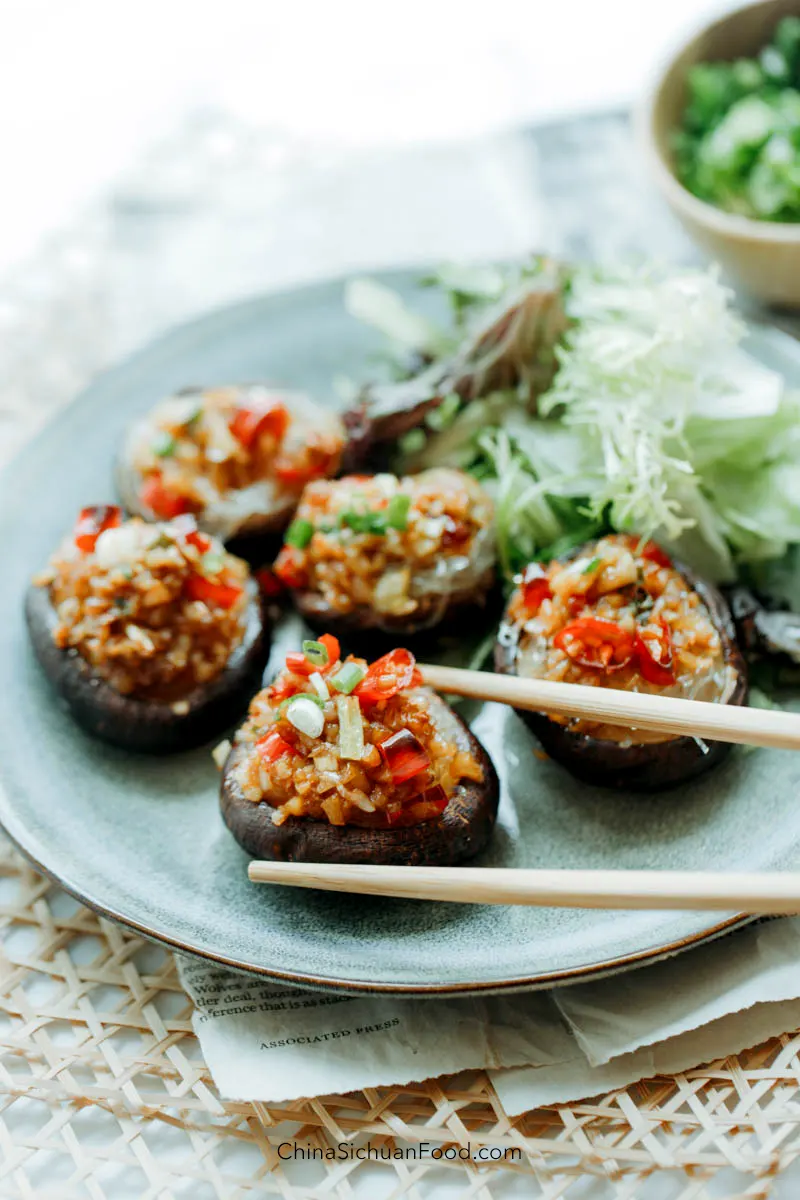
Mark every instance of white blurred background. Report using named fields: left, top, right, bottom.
left=1, top=0, right=737, bottom=272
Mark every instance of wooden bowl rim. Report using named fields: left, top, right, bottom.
left=636, top=0, right=800, bottom=245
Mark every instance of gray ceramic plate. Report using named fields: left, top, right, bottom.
left=2, top=270, right=800, bottom=996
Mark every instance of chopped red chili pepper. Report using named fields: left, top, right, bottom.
left=520, top=563, right=553, bottom=616
left=274, top=442, right=338, bottom=488
left=285, top=633, right=340, bottom=676
left=440, top=515, right=471, bottom=550
left=171, top=514, right=212, bottom=553
left=273, top=547, right=309, bottom=590
left=74, top=505, right=123, bottom=553
left=417, top=784, right=448, bottom=813
left=255, top=566, right=285, bottom=598
left=267, top=677, right=299, bottom=704
left=140, top=475, right=193, bottom=520
left=319, top=633, right=340, bottom=666
left=229, top=398, right=290, bottom=449
left=407, top=788, right=450, bottom=825
left=385, top=785, right=447, bottom=827
left=274, top=461, right=323, bottom=487
left=379, top=729, right=431, bottom=784
left=354, top=648, right=421, bottom=707
left=186, top=529, right=212, bottom=552
left=256, top=729, right=295, bottom=762
left=283, top=652, right=310, bottom=675
left=553, top=616, right=635, bottom=672
left=624, top=535, right=672, bottom=569
left=635, top=620, right=676, bottom=686
left=184, top=574, right=243, bottom=609
left=641, top=542, right=672, bottom=569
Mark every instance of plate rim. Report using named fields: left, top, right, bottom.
left=0, top=270, right=785, bottom=996
left=0, top=812, right=753, bottom=994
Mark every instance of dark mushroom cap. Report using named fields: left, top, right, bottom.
left=220, top=689, right=499, bottom=864
left=25, top=579, right=270, bottom=754
left=291, top=566, right=499, bottom=642
left=495, top=547, right=748, bottom=791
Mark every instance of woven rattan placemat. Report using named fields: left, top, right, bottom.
left=3, top=109, right=800, bottom=1197
left=5, top=833, right=800, bottom=1196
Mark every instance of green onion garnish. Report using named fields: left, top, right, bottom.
left=302, top=639, right=329, bottom=667
left=152, top=431, right=177, bottom=457
left=340, top=510, right=388, bottom=536
left=285, top=695, right=326, bottom=738
left=285, top=518, right=314, bottom=549
left=200, top=550, right=225, bottom=576
left=329, top=661, right=367, bottom=694
left=385, top=493, right=411, bottom=531
left=582, top=556, right=601, bottom=575
left=277, top=692, right=326, bottom=715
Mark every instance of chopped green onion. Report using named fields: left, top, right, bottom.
left=285, top=696, right=325, bottom=738
left=309, top=671, right=330, bottom=701
left=385, top=493, right=412, bottom=531
left=340, top=509, right=388, bottom=536
left=117, top=565, right=134, bottom=580
left=152, top=430, right=177, bottom=457
left=329, top=661, right=367, bottom=694
left=336, top=695, right=364, bottom=760
left=200, top=550, right=225, bottom=576
left=285, top=518, right=314, bottom=549
left=302, top=639, right=329, bottom=667
left=582, top=556, right=601, bottom=575
left=277, top=692, right=326, bottom=716
left=425, top=392, right=461, bottom=431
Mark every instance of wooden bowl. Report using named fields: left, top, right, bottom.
left=637, top=0, right=800, bottom=307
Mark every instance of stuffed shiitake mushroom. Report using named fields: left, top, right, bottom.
left=495, top=534, right=748, bottom=790
left=271, top=467, right=496, bottom=637
left=116, top=385, right=345, bottom=543
left=220, top=638, right=499, bottom=864
left=25, top=506, right=270, bottom=753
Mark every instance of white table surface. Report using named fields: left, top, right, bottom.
left=1, top=0, right=738, bottom=274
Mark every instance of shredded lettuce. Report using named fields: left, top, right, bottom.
left=346, top=260, right=800, bottom=584
left=542, top=264, right=800, bottom=578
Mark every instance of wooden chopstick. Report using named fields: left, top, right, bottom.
left=248, top=862, right=800, bottom=913
left=419, top=664, right=800, bottom=751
